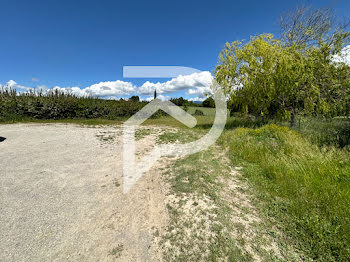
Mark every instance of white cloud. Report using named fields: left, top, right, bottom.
left=1, top=71, right=214, bottom=100
left=188, top=96, right=206, bottom=102
left=137, top=71, right=213, bottom=97
left=144, top=94, right=171, bottom=101
left=332, top=45, right=350, bottom=65
left=85, top=80, right=136, bottom=96
left=51, top=80, right=136, bottom=97
left=2, top=80, right=31, bottom=91
left=31, top=77, right=40, bottom=82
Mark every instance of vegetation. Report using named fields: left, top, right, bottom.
left=0, top=88, right=146, bottom=122
left=202, top=96, right=215, bottom=108
left=109, top=244, right=124, bottom=259
left=215, top=6, right=350, bottom=127
left=192, top=109, right=204, bottom=116
left=155, top=115, right=350, bottom=261
left=170, top=96, right=200, bottom=107
left=220, top=125, right=350, bottom=261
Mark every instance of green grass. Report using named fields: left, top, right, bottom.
left=135, top=128, right=152, bottom=140
left=143, top=115, right=216, bottom=129
left=296, top=117, right=350, bottom=149
left=186, top=106, right=217, bottom=116
left=109, top=244, right=124, bottom=259
left=219, top=124, right=350, bottom=261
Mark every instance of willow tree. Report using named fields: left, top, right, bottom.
left=215, top=34, right=317, bottom=126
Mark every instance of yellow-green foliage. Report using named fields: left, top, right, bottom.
left=215, top=34, right=350, bottom=121
left=220, top=124, right=350, bottom=261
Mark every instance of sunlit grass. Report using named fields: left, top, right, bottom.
left=219, top=125, right=350, bottom=261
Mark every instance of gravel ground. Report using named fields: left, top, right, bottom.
left=0, top=123, right=169, bottom=262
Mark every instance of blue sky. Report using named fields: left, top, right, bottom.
left=1, top=0, right=349, bottom=101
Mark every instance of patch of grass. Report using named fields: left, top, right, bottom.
left=157, top=129, right=205, bottom=144
left=186, top=106, right=217, bottom=116
left=192, top=109, right=204, bottom=116
left=109, top=244, right=124, bottom=259
left=219, top=124, right=350, bottom=261
left=142, top=114, right=215, bottom=129
left=135, top=128, right=152, bottom=140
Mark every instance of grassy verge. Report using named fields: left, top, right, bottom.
left=219, top=124, right=350, bottom=261
left=157, top=129, right=302, bottom=261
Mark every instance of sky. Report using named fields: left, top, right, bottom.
left=1, top=0, right=349, bottom=101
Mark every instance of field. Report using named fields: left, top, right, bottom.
left=185, top=106, right=217, bottom=116
left=1, top=111, right=349, bottom=261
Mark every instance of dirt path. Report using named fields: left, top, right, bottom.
left=0, top=123, right=169, bottom=262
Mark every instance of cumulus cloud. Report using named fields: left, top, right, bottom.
left=51, top=80, right=136, bottom=97
left=1, top=80, right=31, bottom=91
left=1, top=71, right=214, bottom=99
left=86, top=80, right=136, bottom=96
left=137, top=71, right=213, bottom=97
left=188, top=96, right=206, bottom=102
left=142, top=94, right=172, bottom=101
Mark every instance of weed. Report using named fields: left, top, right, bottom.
left=135, top=128, right=151, bottom=140
left=109, top=244, right=124, bottom=259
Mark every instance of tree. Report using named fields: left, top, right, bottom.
left=202, top=97, right=215, bottom=108
left=280, top=5, right=334, bottom=47
left=154, top=89, right=157, bottom=99
left=215, top=5, right=350, bottom=127
left=129, top=95, right=140, bottom=102
left=279, top=5, right=350, bottom=119
left=215, top=34, right=316, bottom=126
left=170, top=97, right=185, bottom=106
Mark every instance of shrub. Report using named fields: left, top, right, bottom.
left=193, top=109, right=204, bottom=116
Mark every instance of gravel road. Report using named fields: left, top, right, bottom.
left=0, top=124, right=168, bottom=262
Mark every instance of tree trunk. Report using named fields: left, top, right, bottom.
left=290, top=108, right=297, bottom=128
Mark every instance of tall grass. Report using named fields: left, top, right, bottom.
left=297, top=117, right=350, bottom=149
left=220, top=125, right=350, bottom=261
left=0, top=88, right=146, bottom=122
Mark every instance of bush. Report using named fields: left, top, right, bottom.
left=220, top=124, right=350, bottom=261
left=193, top=109, right=204, bottom=116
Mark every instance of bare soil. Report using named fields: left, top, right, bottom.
left=0, top=123, right=169, bottom=262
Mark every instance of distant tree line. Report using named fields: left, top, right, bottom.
left=169, top=97, right=201, bottom=107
